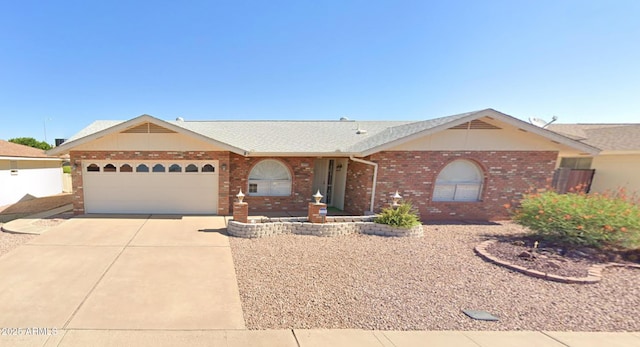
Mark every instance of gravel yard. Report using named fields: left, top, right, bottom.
left=229, top=222, right=640, bottom=331
left=0, top=230, right=37, bottom=258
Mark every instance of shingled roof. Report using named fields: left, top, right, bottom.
left=50, top=109, right=599, bottom=156
left=0, top=140, right=55, bottom=159
left=548, top=124, right=640, bottom=151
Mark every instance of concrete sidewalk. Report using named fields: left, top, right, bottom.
left=2, top=329, right=640, bottom=347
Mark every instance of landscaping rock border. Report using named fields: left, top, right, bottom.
left=227, top=218, right=423, bottom=238
left=475, top=239, right=640, bottom=284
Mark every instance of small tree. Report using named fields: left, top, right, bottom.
left=8, top=137, right=51, bottom=150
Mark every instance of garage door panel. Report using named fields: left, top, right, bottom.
left=83, top=161, right=218, bottom=214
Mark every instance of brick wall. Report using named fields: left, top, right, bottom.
left=348, top=151, right=558, bottom=221
left=228, top=154, right=315, bottom=212
left=343, top=160, right=374, bottom=215
left=69, top=150, right=230, bottom=214
left=69, top=149, right=558, bottom=220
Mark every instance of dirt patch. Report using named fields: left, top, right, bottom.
left=0, top=194, right=72, bottom=216
left=32, top=212, right=74, bottom=228
left=484, top=236, right=639, bottom=279
left=485, top=239, right=596, bottom=278
left=0, top=232, right=38, bottom=258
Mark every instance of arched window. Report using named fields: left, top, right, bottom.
left=202, top=164, right=215, bottom=173
left=103, top=164, right=116, bottom=172
left=248, top=159, right=292, bottom=196
left=433, top=160, right=483, bottom=202
left=185, top=164, right=198, bottom=173
left=152, top=164, right=165, bottom=173
left=87, top=163, right=100, bottom=172
left=136, top=164, right=149, bottom=173
left=120, top=164, right=133, bottom=172
left=169, top=164, right=182, bottom=173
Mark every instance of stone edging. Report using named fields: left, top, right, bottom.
left=227, top=220, right=424, bottom=238
left=475, top=240, right=640, bottom=284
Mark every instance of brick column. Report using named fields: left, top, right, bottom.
left=308, top=202, right=327, bottom=224
left=233, top=202, right=249, bottom=223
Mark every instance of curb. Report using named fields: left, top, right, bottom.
left=1, top=204, right=73, bottom=235
left=475, top=239, right=640, bottom=284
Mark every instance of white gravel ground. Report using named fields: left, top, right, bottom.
left=0, top=230, right=37, bottom=258
left=229, top=222, right=640, bottom=331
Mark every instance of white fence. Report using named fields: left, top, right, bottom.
left=63, top=173, right=72, bottom=193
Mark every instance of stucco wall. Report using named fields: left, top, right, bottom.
left=392, top=122, right=578, bottom=152
left=590, top=154, right=640, bottom=194
left=73, top=131, right=226, bottom=152
left=0, top=159, right=63, bottom=206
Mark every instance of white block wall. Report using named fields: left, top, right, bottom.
left=0, top=167, right=63, bottom=206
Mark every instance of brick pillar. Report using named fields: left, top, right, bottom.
left=308, top=202, right=327, bottom=224
left=233, top=202, right=249, bottom=223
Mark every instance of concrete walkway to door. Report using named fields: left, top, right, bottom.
left=0, top=214, right=245, bottom=335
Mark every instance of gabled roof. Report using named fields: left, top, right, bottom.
left=50, top=114, right=247, bottom=156
left=49, top=109, right=600, bottom=157
left=0, top=140, right=59, bottom=159
left=548, top=123, right=640, bottom=152
left=351, top=109, right=600, bottom=156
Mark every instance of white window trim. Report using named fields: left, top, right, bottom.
left=248, top=160, right=292, bottom=196
left=433, top=160, right=484, bottom=202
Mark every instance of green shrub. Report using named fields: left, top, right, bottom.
left=375, top=202, right=422, bottom=229
left=510, top=188, right=640, bottom=249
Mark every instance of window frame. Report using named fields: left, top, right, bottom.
left=83, top=161, right=218, bottom=174
left=248, top=159, right=292, bottom=197
left=559, top=157, right=593, bottom=170
left=432, top=159, right=484, bottom=202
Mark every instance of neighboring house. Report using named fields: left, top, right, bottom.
left=548, top=123, right=640, bottom=194
left=47, top=109, right=598, bottom=221
left=0, top=140, right=64, bottom=206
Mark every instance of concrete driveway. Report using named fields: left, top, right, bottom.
left=0, top=215, right=245, bottom=334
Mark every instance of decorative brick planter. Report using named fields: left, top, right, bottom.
left=227, top=216, right=423, bottom=238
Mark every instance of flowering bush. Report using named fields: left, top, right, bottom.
left=509, top=188, right=640, bottom=249
left=375, top=202, right=422, bottom=229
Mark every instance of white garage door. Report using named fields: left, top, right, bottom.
left=83, top=161, right=219, bottom=214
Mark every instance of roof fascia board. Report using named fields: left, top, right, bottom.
left=358, top=110, right=488, bottom=156
left=486, top=111, right=601, bottom=155
left=47, top=115, right=247, bottom=156
left=0, top=156, right=63, bottom=161
left=359, top=109, right=600, bottom=156
left=245, top=152, right=357, bottom=157
left=598, top=150, right=640, bottom=156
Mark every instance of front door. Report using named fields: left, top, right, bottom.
left=313, top=158, right=347, bottom=210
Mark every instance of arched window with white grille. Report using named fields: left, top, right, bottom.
left=433, top=160, right=483, bottom=202
left=248, top=160, right=292, bottom=196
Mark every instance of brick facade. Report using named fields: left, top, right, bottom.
left=343, top=160, right=374, bottom=215
left=345, top=151, right=558, bottom=221
left=69, top=150, right=231, bottom=215
left=69, top=149, right=558, bottom=221
left=228, top=154, right=315, bottom=212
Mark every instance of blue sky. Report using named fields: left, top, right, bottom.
left=1, top=0, right=638, bottom=142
